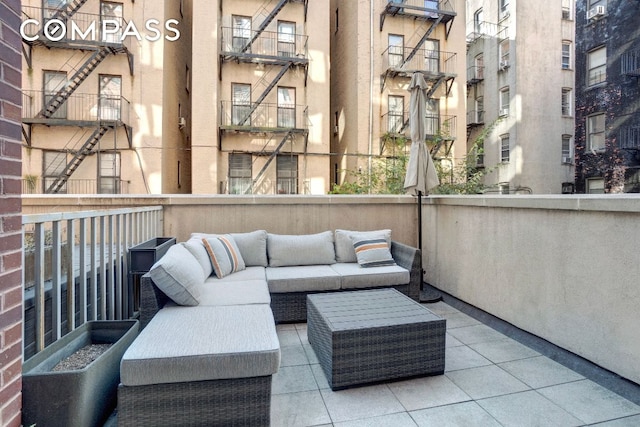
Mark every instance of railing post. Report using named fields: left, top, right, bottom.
left=51, top=221, right=62, bottom=341
left=34, top=223, right=45, bottom=352
left=79, top=217, right=87, bottom=325
left=66, top=219, right=76, bottom=331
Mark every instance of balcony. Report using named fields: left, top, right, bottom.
left=382, top=47, right=457, bottom=78
left=467, top=109, right=485, bottom=126
left=22, top=91, right=132, bottom=128
left=19, top=195, right=640, bottom=424
left=382, top=111, right=457, bottom=141
left=220, top=27, right=309, bottom=66
left=621, top=48, right=640, bottom=77
left=466, top=21, right=507, bottom=43
left=219, top=100, right=309, bottom=134
left=21, top=6, right=134, bottom=52
left=22, top=178, right=130, bottom=195
left=380, top=0, right=457, bottom=33
left=467, top=65, right=485, bottom=85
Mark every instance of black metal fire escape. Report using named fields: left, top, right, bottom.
left=238, top=62, right=293, bottom=126
left=246, top=130, right=294, bottom=194
left=21, top=2, right=135, bottom=193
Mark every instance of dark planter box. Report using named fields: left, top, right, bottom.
left=129, top=237, right=176, bottom=273
left=22, top=320, right=139, bottom=427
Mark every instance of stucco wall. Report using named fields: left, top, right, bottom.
left=422, top=195, right=640, bottom=384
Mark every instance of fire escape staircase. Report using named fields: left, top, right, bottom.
left=49, top=0, right=90, bottom=22
left=36, top=47, right=111, bottom=119
left=245, top=130, right=294, bottom=194
left=241, top=0, right=289, bottom=54
left=45, top=125, right=110, bottom=194
left=238, top=62, right=293, bottom=126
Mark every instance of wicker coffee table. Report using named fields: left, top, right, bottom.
left=307, top=288, right=446, bottom=390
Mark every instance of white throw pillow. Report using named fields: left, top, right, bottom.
left=267, top=231, right=336, bottom=267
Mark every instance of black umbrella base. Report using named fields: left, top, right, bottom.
left=420, top=283, right=443, bottom=303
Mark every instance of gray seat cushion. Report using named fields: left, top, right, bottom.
left=120, top=304, right=280, bottom=386
left=266, top=265, right=341, bottom=293
left=196, top=280, right=270, bottom=306
left=204, top=266, right=266, bottom=283
left=330, top=262, right=410, bottom=289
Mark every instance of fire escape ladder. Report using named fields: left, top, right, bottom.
left=37, top=47, right=111, bottom=119
left=241, top=0, right=289, bottom=53
left=247, top=130, right=293, bottom=194
left=401, top=15, right=443, bottom=67
left=49, top=0, right=90, bottom=22
left=46, top=125, right=110, bottom=194
left=238, top=62, right=292, bottom=126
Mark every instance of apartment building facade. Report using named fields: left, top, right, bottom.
left=466, top=0, right=576, bottom=194
left=330, top=0, right=467, bottom=190
left=574, top=0, right=640, bottom=193
left=190, top=0, right=330, bottom=195
left=20, top=0, right=191, bottom=195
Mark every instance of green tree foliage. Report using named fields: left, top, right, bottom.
left=330, top=121, right=501, bottom=195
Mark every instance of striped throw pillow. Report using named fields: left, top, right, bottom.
left=202, top=235, right=246, bottom=278
left=351, top=237, right=396, bottom=268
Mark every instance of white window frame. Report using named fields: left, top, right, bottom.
left=587, top=46, right=607, bottom=87
left=277, top=21, right=296, bottom=57
left=499, top=39, right=510, bottom=67
left=562, top=41, right=572, bottom=70
left=499, top=87, right=510, bottom=116
left=587, top=113, right=606, bottom=151
left=98, top=152, right=121, bottom=194
left=562, top=135, right=573, bottom=163
left=231, top=83, right=251, bottom=126
left=388, top=34, right=404, bottom=68
left=276, top=155, right=298, bottom=194
left=500, top=134, right=510, bottom=163
left=43, top=150, right=67, bottom=193
left=228, top=153, right=252, bottom=194
left=561, top=88, right=572, bottom=116
left=388, top=95, right=404, bottom=134
left=586, top=177, right=605, bottom=194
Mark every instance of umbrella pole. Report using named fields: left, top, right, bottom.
left=418, top=190, right=442, bottom=303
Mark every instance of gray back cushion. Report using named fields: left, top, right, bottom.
left=267, top=231, right=336, bottom=267
left=191, top=230, right=268, bottom=267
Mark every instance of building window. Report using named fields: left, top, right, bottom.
left=586, top=177, right=605, bottom=194
left=388, top=34, right=404, bottom=68
left=587, top=0, right=606, bottom=8
left=99, top=152, right=121, bottom=194
left=475, top=97, right=484, bottom=123
left=499, top=87, right=510, bottom=116
left=562, top=41, right=572, bottom=69
left=424, top=39, right=440, bottom=73
left=425, top=98, right=439, bottom=136
left=473, top=9, right=483, bottom=34
left=500, top=134, right=510, bottom=163
left=562, top=135, right=573, bottom=163
left=587, top=113, right=606, bottom=151
left=43, top=151, right=67, bottom=193
left=43, top=71, right=67, bottom=119
left=499, top=0, right=509, bottom=19
left=232, top=15, right=251, bottom=52
left=229, top=153, right=252, bottom=194
left=388, top=95, right=404, bottom=134
left=562, top=0, right=572, bottom=19
left=277, top=87, right=296, bottom=128
left=100, top=2, right=123, bottom=43
left=277, top=155, right=298, bottom=194
left=277, top=21, right=296, bottom=57
left=231, top=83, right=251, bottom=125
left=474, top=54, right=484, bottom=79
left=587, top=46, right=606, bottom=86
left=499, top=39, right=510, bottom=68
left=561, top=88, right=572, bottom=116
left=99, top=74, right=121, bottom=121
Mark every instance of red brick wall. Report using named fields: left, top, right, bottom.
left=0, top=0, right=23, bottom=426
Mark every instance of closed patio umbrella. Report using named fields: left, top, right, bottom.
left=403, top=72, right=440, bottom=302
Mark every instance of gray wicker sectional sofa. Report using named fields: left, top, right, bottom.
left=117, top=229, right=421, bottom=426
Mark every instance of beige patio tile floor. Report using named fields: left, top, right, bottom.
left=271, top=301, right=640, bottom=427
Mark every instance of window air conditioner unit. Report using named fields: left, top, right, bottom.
left=562, top=156, right=573, bottom=164
left=587, top=5, right=606, bottom=20
left=499, top=60, right=510, bottom=70
left=499, top=108, right=509, bottom=116
left=178, top=116, right=186, bottom=129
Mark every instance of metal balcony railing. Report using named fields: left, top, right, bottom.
left=381, top=0, right=455, bottom=16
left=382, top=47, right=457, bottom=76
left=22, top=91, right=131, bottom=125
left=21, top=6, right=133, bottom=51
left=220, top=101, right=309, bottom=131
left=467, top=65, right=484, bottom=83
left=621, top=48, right=640, bottom=77
left=381, top=112, right=456, bottom=139
left=220, top=27, right=309, bottom=62
left=22, top=178, right=130, bottom=195
left=22, top=206, right=163, bottom=359
left=619, top=118, right=640, bottom=150
left=466, top=21, right=507, bottom=43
